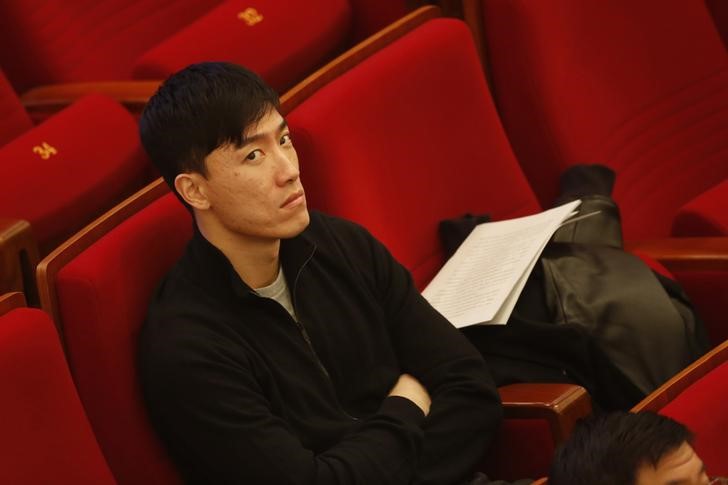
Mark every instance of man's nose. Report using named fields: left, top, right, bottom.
left=274, top=147, right=299, bottom=185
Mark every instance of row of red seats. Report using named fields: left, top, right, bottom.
left=0, top=2, right=726, bottom=482
left=0, top=0, right=413, bottom=93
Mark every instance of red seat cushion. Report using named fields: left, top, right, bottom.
left=482, top=0, right=728, bottom=239
left=0, top=70, right=32, bottom=146
left=672, top=178, right=728, bottom=237
left=56, top=192, right=191, bottom=484
left=133, top=0, right=351, bottom=91
left=660, top=361, right=728, bottom=475
left=287, top=19, right=541, bottom=288
left=0, top=307, right=115, bottom=484
left=0, top=93, right=150, bottom=251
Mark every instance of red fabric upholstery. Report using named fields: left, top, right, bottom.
left=0, top=307, right=115, bottom=484
left=481, top=0, right=728, bottom=239
left=0, top=93, right=150, bottom=252
left=0, top=0, right=224, bottom=90
left=55, top=192, right=192, bottom=484
left=133, top=0, right=351, bottom=92
left=0, top=70, right=32, bottom=147
left=659, top=361, right=728, bottom=475
left=288, top=18, right=541, bottom=289
left=673, top=179, right=728, bottom=236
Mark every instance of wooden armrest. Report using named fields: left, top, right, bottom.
left=0, top=291, right=27, bottom=314
left=0, top=218, right=39, bottom=296
left=498, top=383, right=592, bottom=445
left=624, top=237, right=728, bottom=272
left=532, top=478, right=548, bottom=485
left=20, top=80, right=162, bottom=121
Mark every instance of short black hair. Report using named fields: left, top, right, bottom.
left=139, top=62, right=280, bottom=196
left=549, top=411, right=694, bottom=485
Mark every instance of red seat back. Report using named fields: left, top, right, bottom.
left=41, top=186, right=192, bottom=484
left=660, top=361, right=728, bottom=475
left=0, top=93, right=151, bottom=252
left=481, top=0, right=728, bottom=238
left=633, top=340, right=728, bottom=475
left=287, top=18, right=541, bottom=288
left=0, top=303, right=115, bottom=484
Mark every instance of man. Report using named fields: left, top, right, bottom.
left=137, top=62, right=503, bottom=484
left=549, top=411, right=716, bottom=485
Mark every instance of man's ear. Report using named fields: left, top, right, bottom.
left=174, top=172, right=211, bottom=210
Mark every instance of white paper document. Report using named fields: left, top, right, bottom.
left=422, top=200, right=582, bottom=328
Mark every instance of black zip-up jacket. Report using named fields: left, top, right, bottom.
left=139, top=211, right=502, bottom=484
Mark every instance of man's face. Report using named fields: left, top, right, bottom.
left=199, top=108, right=310, bottom=243
left=636, top=442, right=709, bottom=485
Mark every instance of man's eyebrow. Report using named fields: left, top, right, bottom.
left=241, top=119, right=289, bottom=146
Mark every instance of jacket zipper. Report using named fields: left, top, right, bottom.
left=290, top=245, right=358, bottom=420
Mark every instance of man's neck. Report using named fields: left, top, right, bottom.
left=196, top=218, right=281, bottom=289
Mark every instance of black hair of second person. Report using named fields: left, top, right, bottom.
left=549, top=411, right=694, bottom=485
left=139, top=62, right=280, bottom=207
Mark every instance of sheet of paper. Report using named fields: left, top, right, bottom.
left=422, top=200, right=581, bottom=328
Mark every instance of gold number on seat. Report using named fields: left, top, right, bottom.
left=238, top=8, right=263, bottom=26
left=32, top=142, right=58, bottom=160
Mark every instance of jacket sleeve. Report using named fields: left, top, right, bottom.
left=359, top=224, right=504, bottom=485
left=140, top=318, right=428, bottom=485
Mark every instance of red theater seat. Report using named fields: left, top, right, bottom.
left=632, top=339, right=728, bottom=475
left=284, top=16, right=594, bottom=480
left=37, top=179, right=192, bottom=484
left=0, top=292, right=115, bottom=484
left=0, top=69, right=152, bottom=296
left=474, top=0, right=728, bottom=240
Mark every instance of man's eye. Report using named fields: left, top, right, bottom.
left=280, top=134, right=292, bottom=145
left=245, top=149, right=262, bottom=161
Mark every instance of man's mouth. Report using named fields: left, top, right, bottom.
left=281, top=190, right=305, bottom=209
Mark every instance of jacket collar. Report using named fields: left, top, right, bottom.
left=184, top=221, right=316, bottom=302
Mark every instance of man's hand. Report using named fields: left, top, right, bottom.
left=388, top=373, right=431, bottom=416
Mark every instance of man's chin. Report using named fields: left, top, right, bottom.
left=283, top=209, right=310, bottom=239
